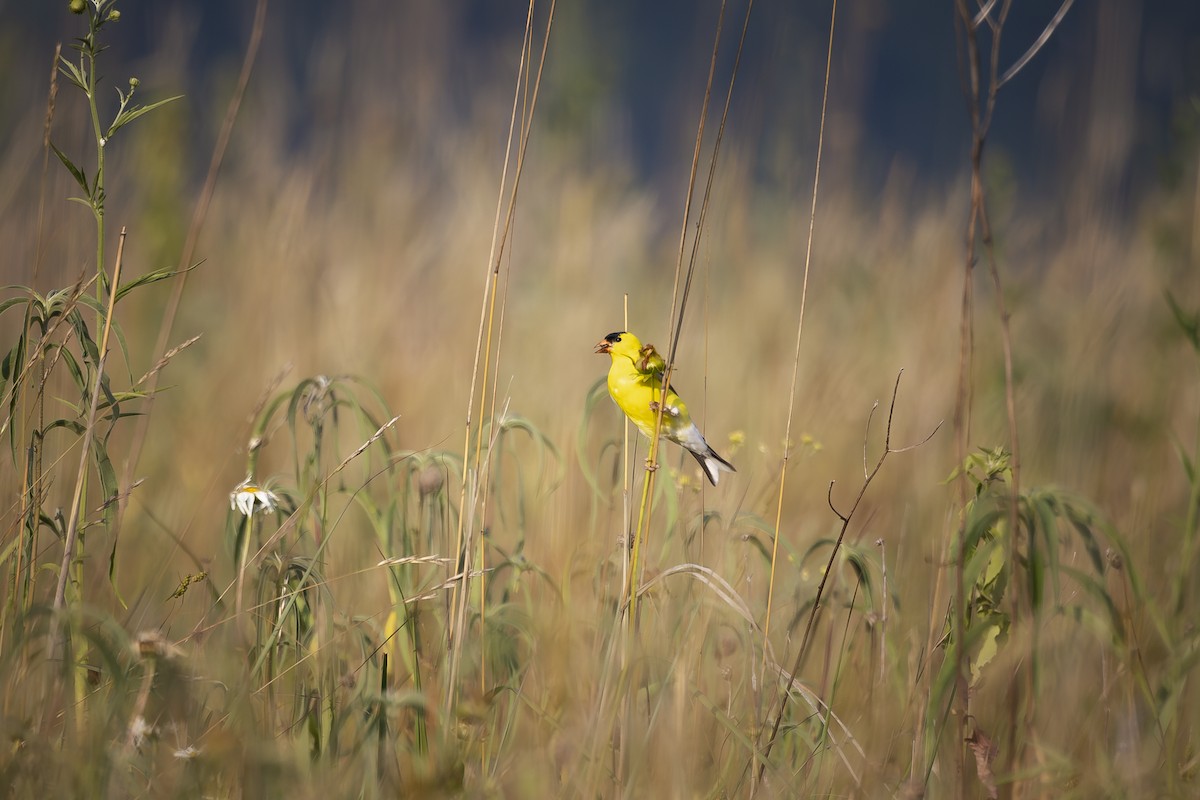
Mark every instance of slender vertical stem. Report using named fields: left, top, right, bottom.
left=52, top=228, right=125, bottom=735
left=53, top=228, right=125, bottom=612
left=83, top=19, right=106, bottom=304
left=762, top=0, right=837, bottom=685
left=236, top=512, right=254, bottom=621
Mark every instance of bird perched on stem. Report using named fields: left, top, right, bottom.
left=595, top=331, right=735, bottom=485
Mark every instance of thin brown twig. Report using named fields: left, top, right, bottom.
left=445, top=0, right=534, bottom=676
left=666, top=0, right=755, bottom=367
left=472, top=3, right=556, bottom=758
left=946, top=1, right=1068, bottom=796
left=626, top=0, right=729, bottom=630
left=760, top=0, right=837, bottom=708
left=445, top=0, right=554, bottom=716
left=998, top=0, right=1076, bottom=88
left=636, top=0, right=754, bottom=626
left=757, top=372, right=939, bottom=781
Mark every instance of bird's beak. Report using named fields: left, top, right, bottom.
left=594, top=339, right=612, bottom=354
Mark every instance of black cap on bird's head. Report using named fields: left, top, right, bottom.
left=594, top=331, right=627, bottom=354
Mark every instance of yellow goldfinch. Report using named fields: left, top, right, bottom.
left=595, top=331, right=735, bottom=486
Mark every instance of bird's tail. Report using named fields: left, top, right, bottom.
left=690, top=445, right=736, bottom=486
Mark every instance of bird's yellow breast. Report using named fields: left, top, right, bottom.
left=606, top=356, right=689, bottom=439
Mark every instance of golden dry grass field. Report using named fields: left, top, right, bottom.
left=1, top=1, right=1198, bottom=797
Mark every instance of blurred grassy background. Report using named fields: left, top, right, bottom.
left=2, top=0, right=1199, bottom=796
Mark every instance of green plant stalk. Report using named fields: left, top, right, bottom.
left=478, top=513, right=489, bottom=773
left=236, top=512, right=254, bottom=620
left=249, top=537, right=331, bottom=681
left=408, top=600, right=428, bottom=756
left=5, top=422, right=37, bottom=644
left=761, top=0, right=834, bottom=696
left=6, top=306, right=41, bottom=642
left=627, top=410, right=663, bottom=625
left=478, top=267, right=516, bottom=775
left=618, top=412, right=664, bottom=796
left=1166, top=391, right=1200, bottom=788
left=1171, top=414, right=1200, bottom=617
left=383, top=554, right=428, bottom=758
left=80, top=9, right=107, bottom=305
left=443, top=265, right=496, bottom=722
left=445, top=0, right=550, bottom=721
left=243, top=412, right=400, bottom=678
left=87, top=85, right=105, bottom=307
left=52, top=228, right=124, bottom=738
left=810, top=579, right=860, bottom=791
left=30, top=352, right=46, bottom=610
left=58, top=0, right=108, bottom=645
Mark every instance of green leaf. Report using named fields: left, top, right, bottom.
left=72, top=294, right=131, bottom=382
left=1171, top=433, right=1196, bottom=486
left=247, top=388, right=293, bottom=476
left=576, top=376, right=617, bottom=502
left=92, top=436, right=119, bottom=529
left=96, top=372, right=120, bottom=429
left=66, top=309, right=101, bottom=367
left=72, top=292, right=108, bottom=317
left=485, top=412, right=563, bottom=495
left=57, top=56, right=88, bottom=91
left=926, top=619, right=1005, bottom=760
left=58, top=346, right=88, bottom=396
left=108, top=534, right=127, bottom=610
left=740, top=533, right=773, bottom=564
left=107, top=94, right=184, bottom=138
left=114, top=264, right=190, bottom=303
left=970, top=617, right=1004, bottom=685
left=962, top=526, right=1004, bottom=603
left=1065, top=507, right=1107, bottom=576
left=2, top=335, right=26, bottom=462
left=1030, top=491, right=1062, bottom=609
left=110, top=319, right=131, bottom=383
left=842, top=543, right=876, bottom=611
left=0, top=337, right=22, bottom=382
left=50, top=142, right=89, bottom=195
left=1059, top=565, right=1125, bottom=644
left=0, top=296, right=31, bottom=318
left=43, top=418, right=86, bottom=437
left=1165, top=289, right=1200, bottom=354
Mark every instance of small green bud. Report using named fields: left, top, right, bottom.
left=107, top=9, right=120, bottom=21
left=128, top=77, right=140, bottom=88
left=69, top=0, right=86, bottom=13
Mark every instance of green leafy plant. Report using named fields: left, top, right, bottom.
left=53, top=0, right=181, bottom=302
left=927, top=447, right=1133, bottom=791
left=0, top=0, right=185, bottom=767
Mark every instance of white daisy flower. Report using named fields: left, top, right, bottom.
left=230, top=478, right=279, bottom=516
